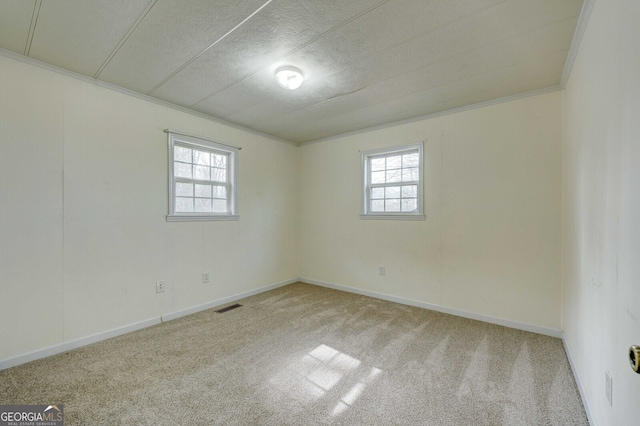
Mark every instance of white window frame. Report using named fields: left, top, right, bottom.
left=165, top=130, right=239, bottom=222
left=360, top=141, right=425, bottom=220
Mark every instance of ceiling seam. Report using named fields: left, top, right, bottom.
left=355, top=73, right=564, bottom=128
left=0, top=47, right=296, bottom=146
left=299, top=85, right=563, bottom=146
left=186, top=0, right=393, bottom=108
left=280, top=49, right=569, bottom=138
left=248, top=16, right=577, bottom=131
left=3, top=0, right=584, bottom=146
left=145, top=0, right=274, bottom=95
left=194, top=0, right=508, bottom=113
left=299, top=64, right=567, bottom=139
left=220, top=0, right=538, bottom=122
left=24, top=0, right=42, bottom=56
left=93, top=0, right=159, bottom=79
left=300, top=0, right=511, bottom=91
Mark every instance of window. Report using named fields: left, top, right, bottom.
left=166, top=130, right=239, bottom=221
left=361, top=142, right=424, bottom=220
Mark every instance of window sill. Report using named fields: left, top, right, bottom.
left=166, top=214, right=239, bottom=222
left=359, top=214, right=425, bottom=221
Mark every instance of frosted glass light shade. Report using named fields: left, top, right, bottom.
left=276, top=67, right=304, bottom=90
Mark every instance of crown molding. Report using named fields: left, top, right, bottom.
left=0, top=47, right=297, bottom=146
left=561, top=0, right=597, bottom=87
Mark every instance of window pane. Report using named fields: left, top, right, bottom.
left=169, top=134, right=237, bottom=218
left=212, top=185, right=227, bottom=199
left=386, top=169, right=401, bottom=183
left=371, top=171, right=385, bottom=184
left=371, top=187, right=385, bottom=199
left=212, top=199, right=227, bottom=213
left=174, top=146, right=191, bottom=163
left=387, top=155, right=401, bottom=169
left=371, top=200, right=384, bottom=212
left=371, top=158, right=385, bottom=171
left=194, top=165, right=210, bottom=180
left=174, top=162, right=192, bottom=179
left=176, top=182, right=193, bottom=197
left=212, top=167, right=227, bottom=183
left=363, top=144, right=422, bottom=217
left=402, top=199, right=417, bottom=212
left=193, top=150, right=211, bottom=166
left=195, top=198, right=212, bottom=212
left=385, top=186, right=400, bottom=199
left=212, top=154, right=227, bottom=168
left=402, top=167, right=418, bottom=182
left=385, top=199, right=400, bottom=212
left=175, top=197, right=193, bottom=212
left=402, top=185, right=417, bottom=197
left=402, top=153, right=419, bottom=167
left=195, top=184, right=212, bottom=198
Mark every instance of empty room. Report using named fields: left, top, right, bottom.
left=0, top=0, right=638, bottom=425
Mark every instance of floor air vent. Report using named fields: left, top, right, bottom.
left=215, top=303, right=243, bottom=313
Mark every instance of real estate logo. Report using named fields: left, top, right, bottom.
left=0, top=405, right=63, bottom=426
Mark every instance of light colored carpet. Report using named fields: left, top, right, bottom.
left=0, top=283, right=588, bottom=425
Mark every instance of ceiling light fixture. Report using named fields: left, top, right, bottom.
left=275, top=66, right=304, bottom=90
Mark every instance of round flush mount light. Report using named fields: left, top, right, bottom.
left=275, top=66, right=304, bottom=90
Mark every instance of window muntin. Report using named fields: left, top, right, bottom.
left=361, top=142, right=424, bottom=220
left=173, top=144, right=230, bottom=213
left=166, top=131, right=238, bottom=221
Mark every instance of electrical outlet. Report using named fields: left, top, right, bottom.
left=203, top=272, right=211, bottom=283
left=156, top=281, right=165, bottom=294
left=605, top=370, right=613, bottom=406
left=379, top=266, right=386, bottom=276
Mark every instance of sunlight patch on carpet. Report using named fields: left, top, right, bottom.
left=268, top=343, right=383, bottom=417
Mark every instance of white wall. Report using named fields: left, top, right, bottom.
left=299, top=92, right=563, bottom=332
left=0, top=55, right=298, bottom=363
left=9, top=10, right=640, bottom=425
left=563, top=0, right=640, bottom=424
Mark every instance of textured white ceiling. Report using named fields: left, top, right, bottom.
left=0, top=0, right=584, bottom=144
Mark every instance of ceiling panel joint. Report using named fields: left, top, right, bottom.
left=24, top=0, right=42, bottom=56
left=94, top=0, right=159, bottom=79
left=147, top=0, right=275, bottom=95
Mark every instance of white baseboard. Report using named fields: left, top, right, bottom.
left=300, top=277, right=563, bottom=338
left=0, top=317, right=161, bottom=371
left=562, top=336, right=597, bottom=426
left=160, top=277, right=298, bottom=322
left=1, top=276, right=563, bottom=371
left=301, top=278, right=595, bottom=420
left=0, top=277, right=298, bottom=371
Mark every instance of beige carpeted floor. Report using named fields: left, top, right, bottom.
left=0, top=283, right=588, bottom=425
